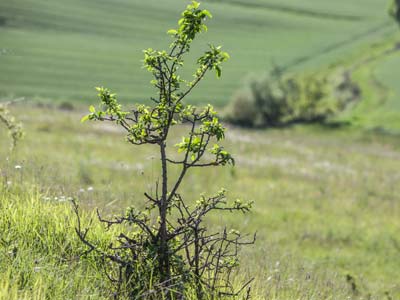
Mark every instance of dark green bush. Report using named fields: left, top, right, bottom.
left=225, top=69, right=359, bottom=128
left=58, top=101, right=75, bottom=111
left=389, top=0, right=400, bottom=25
left=331, top=70, right=361, bottom=110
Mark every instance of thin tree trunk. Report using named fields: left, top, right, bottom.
left=159, top=141, right=171, bottom=295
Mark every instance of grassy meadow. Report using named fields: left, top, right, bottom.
left=1, top=0, right=400, bottom=299
left=1, top=105, right=400, bottom=299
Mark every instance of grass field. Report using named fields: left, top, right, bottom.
left=2, top=0, right=400, bottom=299
left=333, top=38, right=400, bottom=131
left=1, top=105, right=400, bottom=298
left=0, top=0, right=397, bottom=106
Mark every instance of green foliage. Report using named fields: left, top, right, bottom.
left=225, top=69, right=359, bottom=128
left=79, top=1, right=253, bottom=298
left=389, top=0, right=400, bottom=25
left=0, top=102, right=23, bottom=150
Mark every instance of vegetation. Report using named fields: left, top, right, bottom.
left=332, top=37, right=400, bottom=131
left=389, top=0, right=400, bottom=25
left=76, top=2, right=253, bottom=298
left=0, top=185, right=114, bottom=299
left=0, top=101, right=23, bottom=150
left=0, top=0, right=395, bottom=105
left=1, top=0, right=400, bottom=299
left=225, top=68, right=359, bottom=128
left=1, top=105, right=400, bottom=299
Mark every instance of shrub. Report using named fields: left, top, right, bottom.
left=227, top=89, right=260, bottom=127
left=225, top=69, right=359, bottom=128
left=330, top=70, right=361, bottom=111
left=76, top=1, right=255, bottom=299
left=389, top=0, right=400, bottom=25
left=247, top=73, right=288, bottom=126
left=58, top=101, right=75, bottom=111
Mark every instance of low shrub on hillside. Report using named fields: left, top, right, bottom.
left=225, top=69, right=360, bottom=128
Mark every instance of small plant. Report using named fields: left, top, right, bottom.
left=76, top=1, right=254, bottom=299
left=0, top=101, right=23, bottom=150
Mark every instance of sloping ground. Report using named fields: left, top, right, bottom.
left=0, top=0, right=396, bottom=105
left=337, top=39, right=400, bottom=131
left=210, top=0, right=384, bottom=20
left=374, top=53, right=400, bottom=110
left=361, top=52, right=400, bottom=131
left=0, top=186, right=113, bottom=299
left=1, top=106, right=400, bottom=298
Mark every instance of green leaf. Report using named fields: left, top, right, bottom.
left=89, top=105, right=96, bottom=113
left=215, top=66, right=221, bottom=78
left=222, top=51, right=230, bottom=60
left=81, top=115, right=90, bottom=123
left=167, top=29, right=178, bottom=35
left=202, top=9, right=212, bottom=18
left=191, top=1, right=200, bottom=9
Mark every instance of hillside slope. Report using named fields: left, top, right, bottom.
left=0, top=0, right=396, bottom=105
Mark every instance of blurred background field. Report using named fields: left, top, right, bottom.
left=0, top=0, right=398, bottom=107
left=1, top=0, right=400, bottom=299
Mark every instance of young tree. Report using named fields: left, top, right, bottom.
left=76, top=1, right=254, bottom=299
left=0, top=101, right=23, bottom=150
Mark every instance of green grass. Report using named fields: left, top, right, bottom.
left=2, top=1, right=400, bottom=298
left=1, top=104, right=400, bottom=298
left=0, top=179, right=353, bottom=299
left=331, top=37, right=400, bottom=131
left=0, top=0, right=397, bottom=106
left=0, top=185, right=116, bottom=299
left=374, top=52, right=400, bottom=108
